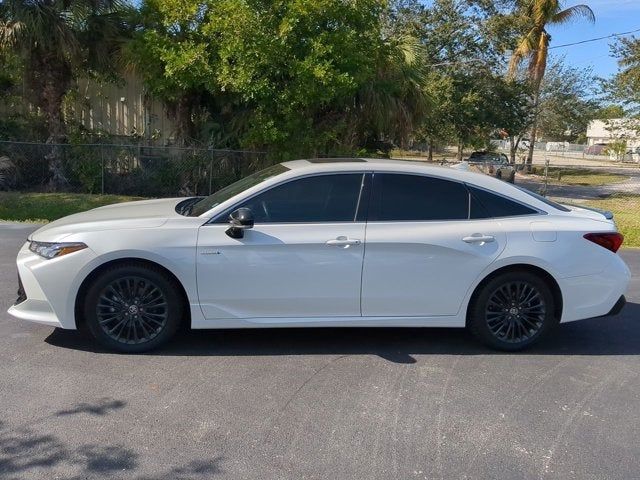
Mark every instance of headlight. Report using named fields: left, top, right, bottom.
left=29, top=241, right=88, bottom=259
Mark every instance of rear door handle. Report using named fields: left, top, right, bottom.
left=462, top=234, right=495, bottom=245
left=326, top=236, right=361, bottom=247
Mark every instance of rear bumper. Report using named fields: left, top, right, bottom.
left=559, top=255, right=631, bottom=323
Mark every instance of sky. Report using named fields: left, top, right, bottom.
left=546, top=0, right=640, bottom=78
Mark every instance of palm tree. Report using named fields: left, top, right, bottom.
left=353, top=33, right=429, bottom=154
left=0, top=0, right=132, bottom=189
left=508, top=0, right=594, bottom=167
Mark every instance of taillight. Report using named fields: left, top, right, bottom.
left=584, top=232, right=624, bottom=253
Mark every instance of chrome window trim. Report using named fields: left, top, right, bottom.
left=465, top=182, right=547, bottom=217
left=205, top=171, right=369, bottom=225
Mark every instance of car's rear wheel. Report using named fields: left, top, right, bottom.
left=468, top=270, right=557, bottom=351
left=83, top=263, right=183, bottom=352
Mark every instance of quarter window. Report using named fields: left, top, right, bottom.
left=468, top=185, right=538, bottom=218
left=370, top=174, right=469, bottom=221
left=232, top=173, right=365, bottom=223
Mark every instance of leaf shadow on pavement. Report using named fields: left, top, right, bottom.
left=0, top=419, right=223, bottom=480
left=56, top=398, right=126, bottom=417
left=44, top=302, right=640, bottom=361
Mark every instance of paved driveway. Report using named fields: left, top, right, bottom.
left=1, top=223, right=639, bottom=480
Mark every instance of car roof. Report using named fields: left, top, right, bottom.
left=281, top=158, right=490, bottom=183
left=198, top=157, right=555, bottom=218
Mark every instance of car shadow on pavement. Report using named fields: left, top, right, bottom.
left=43, top=302, right=640, bottom=361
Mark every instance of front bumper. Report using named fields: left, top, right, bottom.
left=603, top=295, right=626, bottom=317
left=7, top=241, right=97, bottom=329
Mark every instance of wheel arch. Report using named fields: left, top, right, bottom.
left=465, top=263, right=563, bottom=326
left=74, top=257, right=191, bottom=330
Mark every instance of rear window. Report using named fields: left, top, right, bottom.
left=468, top=185, right=539, bottom=218
left=512, top=185, right=571, bottom=212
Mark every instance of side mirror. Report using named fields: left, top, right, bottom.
left=226, top=207, right=254, bottom=239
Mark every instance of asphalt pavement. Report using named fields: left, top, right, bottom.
left=1, top=223, right=639, bottom=480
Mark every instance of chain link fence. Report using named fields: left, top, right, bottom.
left=0, top=141, right=268, bottom=197
left=490, top=139, right=640, bottom=164
left=492, top=144, right=640, bottom=246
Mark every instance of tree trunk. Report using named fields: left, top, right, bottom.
left=427, top=140, right=433, bottom=162
left=38, top=56, right=72, bottom=191
left=526, top=122, right=538, bottom=172
left=167, top=92, right=201, bottom=146
left=509, top=135, right=522, bottom=164
left=456, top=142, right=463, bottom=161
left=525, top=79, right=543, bottom=173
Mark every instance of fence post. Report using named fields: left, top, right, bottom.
left=209, top=148, right=214, bottom=195
left=100, top=145, right=105, bottom=195
left=542, top=154, right=549, bottom=197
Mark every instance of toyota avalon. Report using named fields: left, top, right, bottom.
left=9, top=159, right=630, bottom=352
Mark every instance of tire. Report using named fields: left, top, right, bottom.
left=467, top=270, right=557, bottom=351
left=509, top=172, right=516, bottom=183
left=83, top=263, right=183, bottom=353
left=496, top=171, right=502, bottom=180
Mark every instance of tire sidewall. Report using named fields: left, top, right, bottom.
left=469, top=271, right=557, bottom=351
left=83, top=264, right=183, bottom=353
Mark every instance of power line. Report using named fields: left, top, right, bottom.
left=425, top=27, right=640, bottom=68
left=549, top=27, right=640, bottom=50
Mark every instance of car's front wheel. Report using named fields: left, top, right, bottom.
left=467, top=270, right=557, bottom=351
left=83, top=263, right=183, bottom=352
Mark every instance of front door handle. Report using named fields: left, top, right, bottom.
left=326, top=236, right=361, bottom=247
left=462, top=234, right=495, bottom=245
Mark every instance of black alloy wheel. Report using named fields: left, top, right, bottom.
left=83, top=263, right=183, bottom=352
left=468, top=270, right=557, bottom=351
left=484, top=280, right=546, bottom=343
left=96, top=276, right=169, bottom=345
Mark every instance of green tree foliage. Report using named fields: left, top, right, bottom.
left=415, top=0, right=530, bottom=159
left=3, top=0, right=596, bottom=165
left=535, top=61, right=599, bottom=142
left=0, top=0, right=134, bottom=188
left=607, top=36, right=640, bottom=114
left=594, top=105, right=626, bottom=120
left=129, top=0, right=430, bottom=158
left=126, top=0, right=223, bottom=144
left=205, top=0, right=384, bottom=157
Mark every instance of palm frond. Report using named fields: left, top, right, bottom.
left=552, top=4, right=595, bottom=25
left=508, top=28, right=538, bottom=79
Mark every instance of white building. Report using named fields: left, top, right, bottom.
left=587, top=118, right=640, bottom=150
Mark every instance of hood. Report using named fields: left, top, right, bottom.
left=30, top=197, right=185, bottom=241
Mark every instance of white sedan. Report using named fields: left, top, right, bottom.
left=9, top=159, right=630, bottom=352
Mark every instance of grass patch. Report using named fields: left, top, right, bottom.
left=529, top=167, right=628, bottom=186
left=582, top=194, right=640, bottom=247
left=0, top=192, right=145, bottom=223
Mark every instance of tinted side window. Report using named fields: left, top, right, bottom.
left=236, top=174, right=364, bottom=223
left=371, top=174, right=469, bottom=221
left=468, top=185, right=538, bottom=218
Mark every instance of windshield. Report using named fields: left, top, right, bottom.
left=189, top=164, right=290, bottom=216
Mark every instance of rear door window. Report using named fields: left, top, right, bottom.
left=370, top=174, right=469, bottom=221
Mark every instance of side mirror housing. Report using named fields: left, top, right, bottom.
left=226, top=207, right=254, bottom=239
